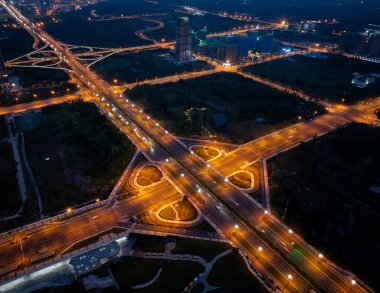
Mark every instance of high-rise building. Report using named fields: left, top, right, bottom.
left=39, top=0, right=46, bottom=15
left=175, top=17, right=192, bottom=62
left=225, top=44, right=238, bottom=64
left=340, top=32, right=367, bottom=55
left=226, top=34, right=237, bottom=44
left=0, top=50, right=9, bottom=90
left=217, top=45, right=227, bottom=61
left=247, top=30, right=259, bottom=51
left=258, top=33, right=274, bottom=54
left=366, top=32, right=380, bottom=57
left=237, top=35, right=249, bottom=58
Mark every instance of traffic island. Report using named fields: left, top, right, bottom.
left=154, top=197, right=203, bottom=228
left=190, top=145, right=221, bottom=161
left=228, top=171, right=255, bottom=192
left=134, top=164, right=163, bottom=187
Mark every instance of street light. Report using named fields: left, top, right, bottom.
left=318, top=253, right=323, bottom=264
left=288, top=274, right=293, bottom=280
left=288, top=229, right=293, bottom=234
left=181, top=173, right=185, bottom=177
left=234, top=224, right=239, bottom=229
left=264, top=210, right=268, bottom=215
left=66, top=207, right=72, bottom=213
left=258, top=246, right=263, bottom=252
left=351, top=280, right=356, bottom=286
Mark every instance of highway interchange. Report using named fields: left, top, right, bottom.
left=0, top=2, right=379, bottom=292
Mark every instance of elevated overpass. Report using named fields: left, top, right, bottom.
left=0, top=2, right=374, bottom=292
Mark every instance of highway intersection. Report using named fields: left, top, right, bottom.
left=0, top=2, right=379, bottom=292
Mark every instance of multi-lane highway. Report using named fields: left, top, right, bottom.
left=0, top=178, right=181, bottom=279
left=0, top=94, right=83, bottom=116
left=209, top=100, right=380, bottom=176
left=0, top=2, right=375, bottom=292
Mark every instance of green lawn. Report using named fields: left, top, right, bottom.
left=127, top=72, right=324, bottom=143
left=16, top=102, right=135, bottom=215
left=268, top=123, right=380, bottom=290
left=244, top=54, right=380, bottom=104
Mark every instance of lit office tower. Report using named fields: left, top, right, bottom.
left=0, top=50, right=9, bottom=90
left=175, top=17, right=192, bottom=62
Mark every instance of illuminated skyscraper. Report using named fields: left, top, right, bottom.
left=175, top=17, right=192, bottom=62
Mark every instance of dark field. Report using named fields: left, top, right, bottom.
left=111, top=257, right=204, bottom=292
left=9, top=67, right=70, bottom=86
left=0, top=67, right=78, bottom=107
left=171, top=238, right=231, bottom=262
left=274, top=30, right=339, bottom=44
left=92, top=49, right=212, bottom=84
left=0, top=140, right=21, bottom=218
left=207, top=252, right=267, bottom=293
left=127, top=73, right=324, bottom=143
left=145, top=13, right=251, bottom=42
left=16, top=102, right=135, bottom=215
left=46, top=18, right=150, bottom=48
left=244, top=54, right=380, bottom=104
left=0, top=26, right=34, bottom=61
left=268, top=123, right=380, bottom=290
left=45, top=0, right=167, bottom=47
